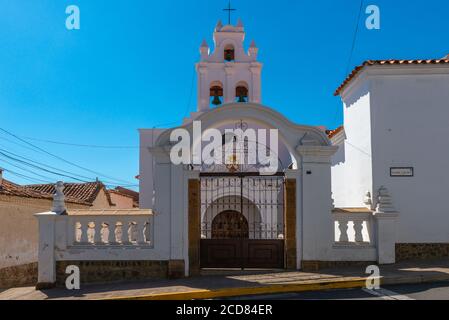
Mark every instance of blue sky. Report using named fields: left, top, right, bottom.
left=1, top=0, right=448, bottom=189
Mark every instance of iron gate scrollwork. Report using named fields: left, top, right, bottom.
left=200, top=173, right=285, bottom=269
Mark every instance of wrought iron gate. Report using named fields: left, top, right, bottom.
left=199, top=173, right=285, bottom=269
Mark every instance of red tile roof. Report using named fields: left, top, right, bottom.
left=0, top=179, right=88, bottom=205
left=26, top=181, right=113, bottom=206
left=326, top=126, right=344, bottom=139
left=113, top=187, right=139, bottom=202
left=334, top=58, right=449, bottom=96
left=0, top=179, right=51, bottom=200
left=111, top=187, right=139, bottom=207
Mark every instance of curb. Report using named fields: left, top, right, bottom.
left=104, top=274, right=449, bottom=300
left=104, top=277, right=369, bottom=300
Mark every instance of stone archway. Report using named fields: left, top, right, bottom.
left=151, top=103, right=337, bottom=273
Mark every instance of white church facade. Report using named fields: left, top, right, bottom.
left=34, top=20, right=449, bottom=287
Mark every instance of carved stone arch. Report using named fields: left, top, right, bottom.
left=155, top=103, right=331, bottom=169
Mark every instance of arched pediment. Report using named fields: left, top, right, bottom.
left=156, top=103, right=331, bottom=151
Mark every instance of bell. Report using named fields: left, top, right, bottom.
left=212, top=95, right=222, bottom=106
left=237, top=95, right=247, bottom=103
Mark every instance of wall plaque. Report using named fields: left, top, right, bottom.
left=390, top=167, right=414, bottom=177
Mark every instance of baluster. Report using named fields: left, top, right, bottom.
left=354, top=220, right=364, bottom=243
left=136, top=220, right=146, bottom=245
left=80, top=222, right=89, bottom=244
left=93, top=222, right=101, bottom=244
left=121, top=219, right=130, bottom=245
left=338, top=219, right=349, bottom=243
left=108, top=221, right=116, bottom=244
left=74, top=222, right=82, bottom=243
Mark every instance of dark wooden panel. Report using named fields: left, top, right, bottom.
left=244, top=240, right=284, bottom=269
left=200, top=240, right=243, bottom=268
left=200, top=239, right=284, bottom=269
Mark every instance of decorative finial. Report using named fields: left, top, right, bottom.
left=200, top=39, right=208, bottom=48
left=375, top=186, right=396, bottom=213
left=215, top=20, right=223, bottom=31
left=250, top=40, right=257, bottom=48
left=364, top=191, right=373, bottom=209
left=52, top=181, right=67, bottom=215
left=237, top=18, right=243, bottom=28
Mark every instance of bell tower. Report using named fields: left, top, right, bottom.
left=195, top=19, right=263, bottom=112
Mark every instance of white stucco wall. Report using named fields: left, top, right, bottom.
left=332, top=81, right=373, bottom=208
left=333, top=64, right=449, bottom=244
left=370, top=68, right=449, bottom=243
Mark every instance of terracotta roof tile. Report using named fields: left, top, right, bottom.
left=113, top=187, right=139, bottom=203
left=326, top=126, right=344, bottom=139
left=334, top=58, right=449, bottom=96
left=0, top=179, right=51, bottom=200
left=26, top=181, right=112, bottom=206
left=0, top=179, right=88, bottom=205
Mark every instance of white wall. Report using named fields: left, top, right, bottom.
left=334, top=65, right=449, bottom=244
left=332, top=81, right=373, bottom=208
left=370, top=69, right=449, bottom=243
left=139, top=129, right=164, bottom=209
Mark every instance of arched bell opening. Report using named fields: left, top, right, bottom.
left=210, top=81, right=224, bottom=107
left=224, top=44, right=235, bottom=62
left=235, top=82, right=249, bottom=103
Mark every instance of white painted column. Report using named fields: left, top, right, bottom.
left=297, top=146, right=338, bottom=262
left=250, top=64, right=262, bottom=104
left=170, top=164, right=185, bottom=261
left=35, top=212, right=57, bottom=288
left=149, top=146, right=173, bottom=260
left=225, top=64, right=235, bottom=104
left=374, top=212, right=399, bottom=264
left=197, top=65, right=209, bottom=112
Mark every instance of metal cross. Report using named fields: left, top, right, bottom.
left=223, top=1, right=236, bottom=25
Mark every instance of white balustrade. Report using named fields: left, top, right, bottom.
left=333, top=211, right=373, bottom=245
left=67, top=210, right=153, bottom=247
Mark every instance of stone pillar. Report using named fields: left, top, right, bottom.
left=374, top=186, right=399, bottom=264
left=284, top=179, right=297, bottom=269
left=224, top=64, right=235, bottom=104
left=35, top=212, right=57, bottom=289
left=150, top=146, right=173, bottom=267
left=297, top=145, right=338, bottom=263
left=188, top=179, right=201, bottom=276
left=197, top=64, right=209, bottom=112
left=250, top=64, right=262, bottom=103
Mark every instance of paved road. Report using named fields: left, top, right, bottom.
left=229, top=281, right=449, bottom=300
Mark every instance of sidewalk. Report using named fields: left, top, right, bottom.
left=1, top=259, right=448, bottom=300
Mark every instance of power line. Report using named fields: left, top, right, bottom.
left=332, top=0, right=365, bottom=126
left=346, top=141, right=372, bottom=158
left=19, top=137, right=139, bottom=149
left=0, top=147, right=93, bottom=180
left=0, top=150, right=87, bottom=182
left=0, top=147, right=140, bottom=187
left=0, top=158, right=56, bottom=181
left=1, top=167, right=53, bottom=184
left=345, top=0, right=365, bottom=76
left=0, top=127, right=134, bottom=185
